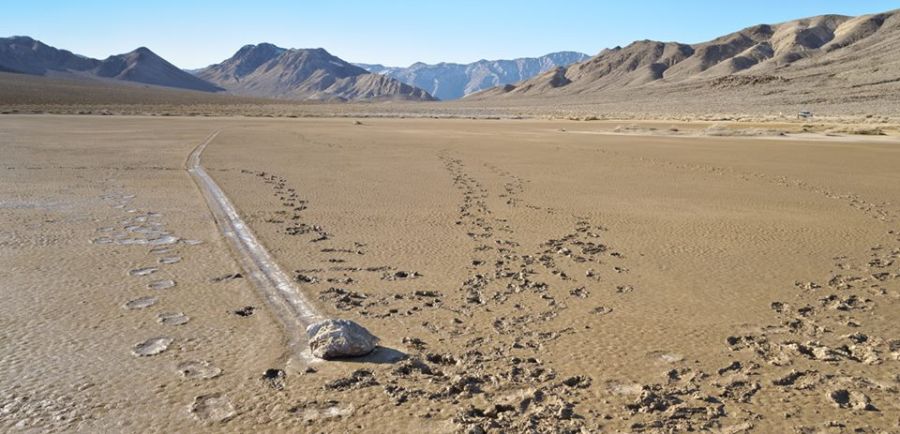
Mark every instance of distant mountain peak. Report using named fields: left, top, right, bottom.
left=9, top=35, right=36, bottom=43
left=197, top=44, right=434, bottom=101
left=354, top=51, right=590, bottom=100
left=95, top=46, right=223, bottom=92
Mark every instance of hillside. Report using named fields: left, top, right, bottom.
left=472, top=9, right=900, bottom=113
left=0, top=36, right=99, bottom=75
left=197, top=44, right=435, bottom=101
left=0, top=36, right=221, bottom=92
left=93, top=47, right=222, bottom=92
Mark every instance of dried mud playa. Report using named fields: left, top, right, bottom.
left=1, top=115, right=899, bottom=433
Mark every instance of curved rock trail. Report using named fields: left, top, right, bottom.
left=187, top=131, right=324, bottom=363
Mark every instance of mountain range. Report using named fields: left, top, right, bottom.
left=354, top=52, right=588, bottom=100
left=2, top=7, right=899, bottom=110
left=0, top=36, right=221, bottom=92
left=196, top=43, right=433, bottom=101
left=472, top=9, right=900, bottom=100
left=0, top=37, right=433, bottom=101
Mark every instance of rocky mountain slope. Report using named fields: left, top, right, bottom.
left=93, top=47, right=222, bottom=92
left=0, top=36, right=222, bottom=92
left=0, top=36, right=98, bottom=75
left=473, top=10, right=900, bottom=104
left=356, top=52, right=588, bottom=100
left=197, top=44, right=434, bottom=101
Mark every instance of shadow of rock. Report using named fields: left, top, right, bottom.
left=330, top=346, right=407, bottom=365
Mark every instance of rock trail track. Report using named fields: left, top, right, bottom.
left=186, top=131, right=324, bottom=363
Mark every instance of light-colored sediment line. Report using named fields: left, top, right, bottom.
left=187, top=131, right=324, bottom=362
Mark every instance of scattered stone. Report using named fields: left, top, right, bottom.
left=402, top=336, right=427, bottom=351
left=392, top=358, right=436, bottom=377
left=627, top=386, right=682, bottom=413
left=319, top=287, right=367, bottom=310
left=569, top=286, right=589, bottom=298
left=425, top=353, right=457, bottom=366
left=721, top=380, right=761, bottom=403
left=717, top=361, right=742, bottom=375
left=562, top=375, right=592, bottom=388
left=323, top=369, right=378, bottom=391
left=383, top=270, right=421, bottom=280
left=616, top=285, right=633, bottom=293
left=306, top=319, right=379, bottom=359
left=296, top=274, right=318, bottom=284
left=844, top=332, right=868, bottom=344
left=828, top=389, right=876, bottom=411
left=262, top=368, right=286, bottom=390
left=232, top=306, right=255, bottom=317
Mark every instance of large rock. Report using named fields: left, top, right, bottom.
left=306, top=319, right=379, bottom=359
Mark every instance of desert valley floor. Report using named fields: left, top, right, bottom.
left=1, top=115, right=899, bottom=433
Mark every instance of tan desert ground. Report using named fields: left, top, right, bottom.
left=2, top=6, right=900, bottom=432
left=2, top=113, right=899, bottom=433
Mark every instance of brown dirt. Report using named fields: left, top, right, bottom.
left=2, top=115, right=898, bottom=433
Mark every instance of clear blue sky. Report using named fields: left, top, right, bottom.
left=3, top=1, right=897, bottom=68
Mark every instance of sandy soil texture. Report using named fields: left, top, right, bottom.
left=1, top=116, right=898, bottom=433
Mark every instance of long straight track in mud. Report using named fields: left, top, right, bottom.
left=187, top=131, right=323, bottom=362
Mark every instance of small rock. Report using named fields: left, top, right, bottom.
left=306, top=319, right=379, bottom=359
left=262, top=368, right=286, bottom=390
left=323, top=369, right=377, bottom=391
left=402, top=336, right=427, bottom=350
left=829, top=389, right=876, bottom=411
left=232, top=306, right=255, bottom=317
left=562, top=375, right=592, bottom=388
left=296, top=274, right=318, bottom=284
left=717, top=361, right=742, bottom=375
